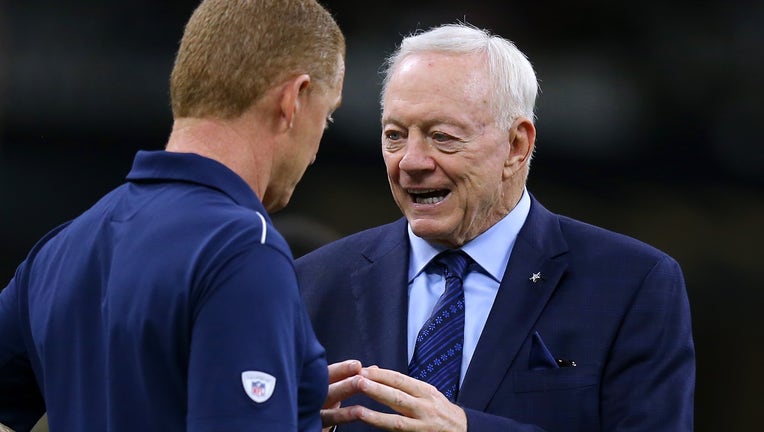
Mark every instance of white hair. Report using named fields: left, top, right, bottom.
left=381, top=23, right=539, bottom=130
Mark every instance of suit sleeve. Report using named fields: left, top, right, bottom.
left=600, top=255, right=695, bottom=431
left=0, top=267, right=47, bottom=431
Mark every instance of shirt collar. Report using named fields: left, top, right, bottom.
left=126, top=150, right=269, bottom=218
left=407, top=188, right=531, bottom=282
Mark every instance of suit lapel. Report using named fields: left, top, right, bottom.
left=350, top=219, right=410, bottom=373
left=459, top=197, right=569, bottom=409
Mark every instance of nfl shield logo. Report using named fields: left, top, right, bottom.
left=241, top=371, right=276, bottom=403
left=252, top=381, right=266, bottom=397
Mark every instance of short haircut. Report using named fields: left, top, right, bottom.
left=381, top=23, right=538, bottom=130
left=171, top=0, right=345, bottom=119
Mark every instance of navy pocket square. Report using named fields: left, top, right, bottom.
left=529, top=331, right=559, bottom=371
left=529, top=331, right=577, bottom=370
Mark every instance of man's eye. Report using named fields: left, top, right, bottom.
left=324, top=115, right=334, bottom=130
left=432, top=132, right=452, bottom=142
left=385, top=130, right=402, bottom=140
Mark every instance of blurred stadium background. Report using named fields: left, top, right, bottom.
left=1, top=1, right=762, bottom=430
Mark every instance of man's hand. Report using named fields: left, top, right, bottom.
left=326, top=366, right=468, bottom=432
left=321, top=360, right=363, bottom=431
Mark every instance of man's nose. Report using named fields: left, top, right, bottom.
left=398, top=134, right=435, bottom=173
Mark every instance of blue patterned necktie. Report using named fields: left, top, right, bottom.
left=408, top=250, right=472, bottom=402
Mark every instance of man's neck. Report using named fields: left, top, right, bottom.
left=165, top=116, right=272, bottom=201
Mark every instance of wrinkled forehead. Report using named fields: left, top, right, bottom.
left=383, top=52, right=492, bottom=111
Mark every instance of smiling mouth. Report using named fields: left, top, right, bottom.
left=409, top=189, right=450, bottom=205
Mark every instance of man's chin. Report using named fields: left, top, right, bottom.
left=263, top=190, right=293, bottom=213
left=408, top=219, right=451, bottom=244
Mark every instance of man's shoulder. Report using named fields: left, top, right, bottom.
left=296, top=218, right=406, bottom=266
left=553, top=212, right=676, bottom=267
left=105, top=181, right=288, bottom=259
left=528, top=196, right=675, bottom=264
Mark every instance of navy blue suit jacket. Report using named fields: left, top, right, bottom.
left=296, top=196, right=695, bottom=431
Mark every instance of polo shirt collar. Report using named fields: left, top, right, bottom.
left=126, top=150, right=267, bottom=215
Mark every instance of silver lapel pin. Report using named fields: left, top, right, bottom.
left=529, top=272, right=542, bottom=283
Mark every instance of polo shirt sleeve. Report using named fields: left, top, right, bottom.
left=0, top=266, right=47, bottom=431
left=186, top=242, right=320, bottom=431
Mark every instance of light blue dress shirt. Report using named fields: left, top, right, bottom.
left=406, top=189, right=531, bottom=385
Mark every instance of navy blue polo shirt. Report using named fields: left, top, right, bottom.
left=0, top=150, right=327, bottom=431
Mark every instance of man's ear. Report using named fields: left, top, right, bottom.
left=279, top=74, right=311, bottom=131
left=503, top=117, right=536, bottom=179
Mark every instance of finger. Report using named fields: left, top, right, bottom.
left=324, top=375, right=363, bottom=409
left=353, top=405, right=422, bottom=432
left=321, top=404, right=366, bottom=427
left=355, top=378, right=468, bottom=432
left=360, top=367, right=431, bottom=398
left=328, top=359, right=362, bottom=384
left=356, top=374, right=419, bottom=417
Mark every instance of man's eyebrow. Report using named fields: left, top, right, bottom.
left=381, top=115, right=402, bottom=126
left=382, top=116, right=463, bottom=128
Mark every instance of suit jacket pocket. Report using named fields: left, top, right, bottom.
left=513, top=365, right=599, bottom=393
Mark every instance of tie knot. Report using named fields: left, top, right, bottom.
left=434, top=250, right=472, bottom=282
